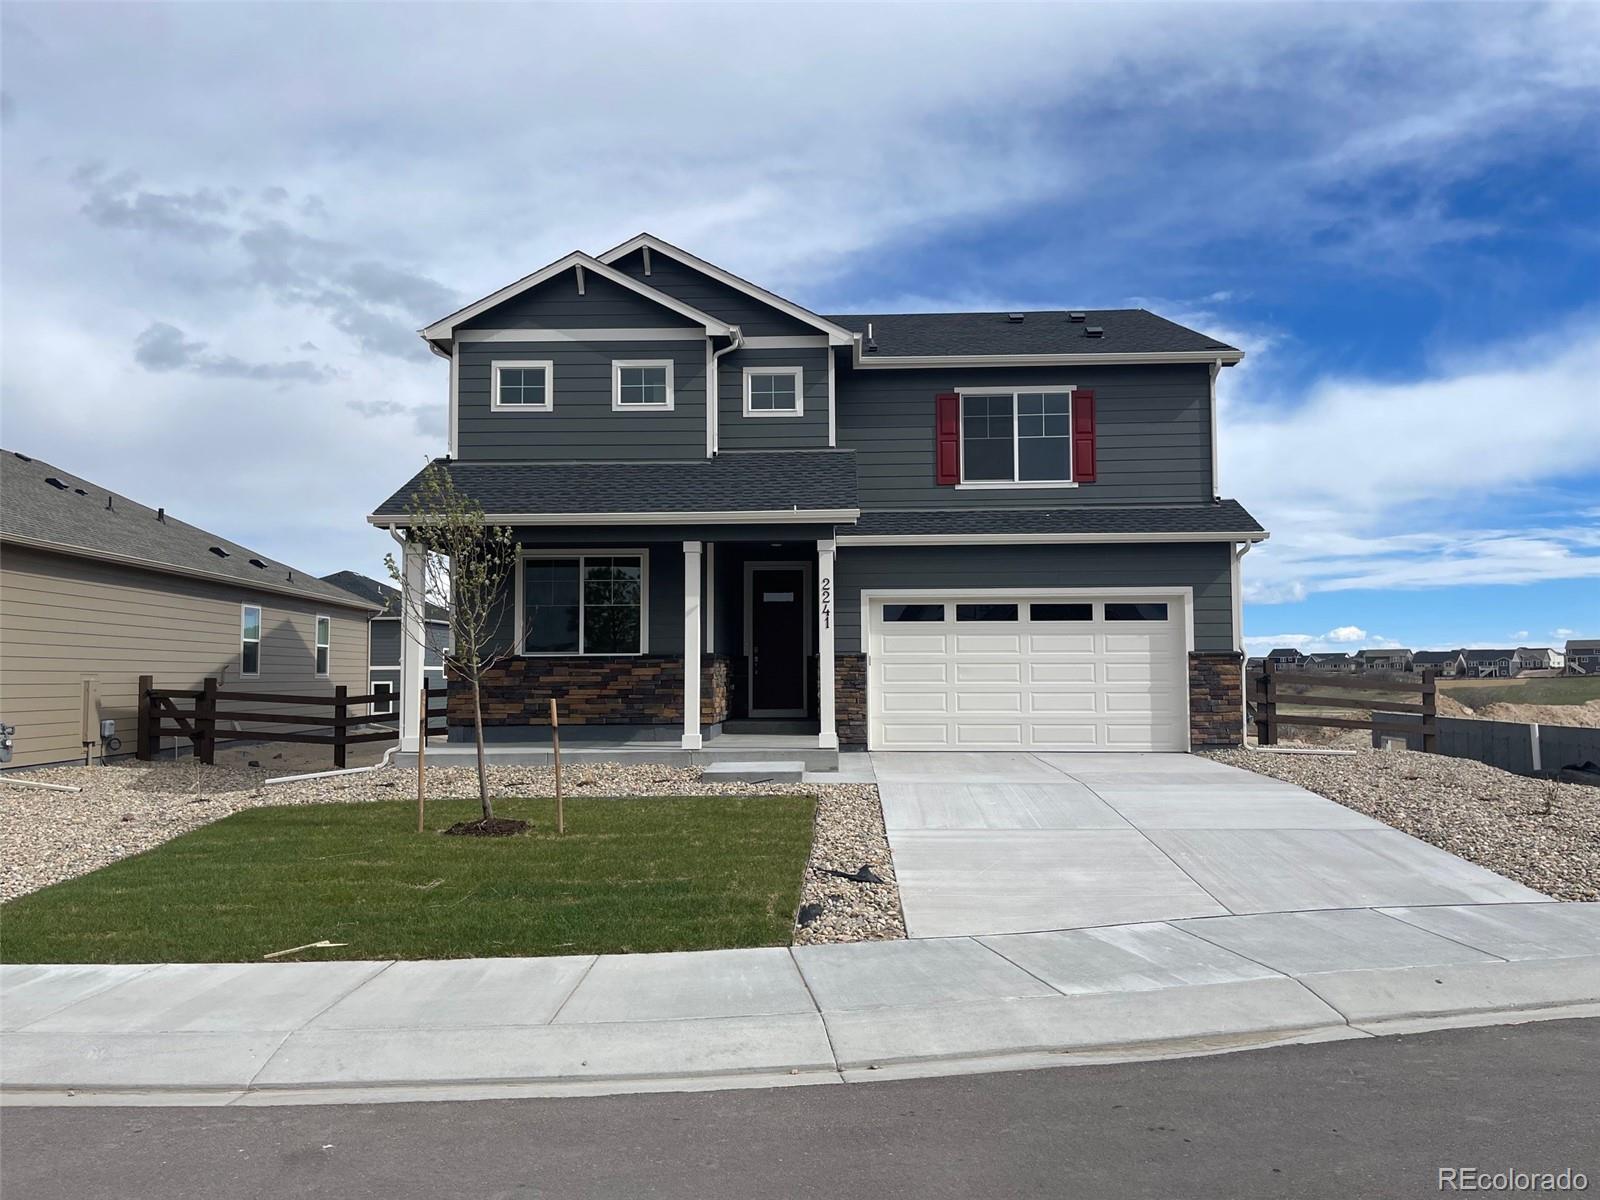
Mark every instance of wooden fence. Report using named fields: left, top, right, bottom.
left=137, top=676, right=449, bottom=767
left=1251, top=662, right=1437, bottom=752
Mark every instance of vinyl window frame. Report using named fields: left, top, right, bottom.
left=514, top=548, right=651, bottom=657
left=611, top=360, right=675, bottom=412
left=742, top=366, right=804, bottom=417
left=240, top=604, right=262, bottom=679
left=371, top=680, right=394, bottom=715
left=314, top=614, right=332, bottom=678
left=489, top=360, right=555, bottom=412
left=955, top=386, right=1078, bottom=490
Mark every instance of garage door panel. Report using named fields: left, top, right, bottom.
left=955, top=662, right=1022, bottom=683
left=1029, top=662, right=1098, bottom=683
left=955, top=634, right=1022, bottom=654
left=1027, top=723, right=1100, bottom=746
left=883, top=662, right=949, bottom=684
left=1030, top=692, right=1098, bottom=713
left=954, top=722, right=1024, bottom=746
left=882, top=633, right=950, bottom=654
left=1029, top=633, right=1096, bottom=653
left=881, top=721, right=951, bottom=746
left=954, top=692, right=1023, bottom=713
left=881, top=693, right=950, bottom=714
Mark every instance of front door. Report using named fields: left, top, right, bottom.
left=748, top=565, right=808, bottom=716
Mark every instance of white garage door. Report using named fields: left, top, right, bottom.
left=868, top=595, right=1188, bottom=751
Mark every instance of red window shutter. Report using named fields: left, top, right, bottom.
left=935, top=393, right=960, bottom=485
left=1071, top=389, right=1096, bottom=482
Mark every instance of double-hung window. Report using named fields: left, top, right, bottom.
left=314, top=615, right=331, bottom=677
left=612, top=360, right=674, bottom=410
left=960, top=390, right=1073, bottom=484
left=743, top=367, right=802, bottom=416
left=241, top=605, right=262, bottom=677
left=521, top=553, right=646, bottom=655
left=491, top=361, right=553, bottom=411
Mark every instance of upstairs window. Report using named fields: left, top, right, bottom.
left=612, top=361, right=674, bottom=410
left=960, top=390, right=1073, bottom=484
left=315, top=615, right=331, bottom=677
left=491, top=361, right=553, bottom=411
left=744, top=367, right=803, bottom=416
left=240, top=605, right=261, bottom=677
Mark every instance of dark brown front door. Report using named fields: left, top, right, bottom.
left=749, top=566, right=807, bottom=716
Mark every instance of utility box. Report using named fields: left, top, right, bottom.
left=0, top=724, right=14, bottom=765
left=100, top=718, right=117, bottom=740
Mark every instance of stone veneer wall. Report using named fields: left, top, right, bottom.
left=1188, top=650, right=1243, bottom=748
left=453, top=654, right=731, bottom=729
left=836, top=652, right=868, bottom=746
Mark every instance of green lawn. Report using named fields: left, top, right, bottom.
left=0, top=796, right=815, bottom=964
left=1439, top=676, right=1600, bottom=707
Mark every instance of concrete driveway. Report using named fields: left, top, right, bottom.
left=871, top=752, right=1546, bottom=939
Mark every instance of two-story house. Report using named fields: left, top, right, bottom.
left=1566, top=640, right=1600, bottom=675
left=1412, top=650, right=1465, bottom=677
left=1464, top=648, right=1516, bottom=678
left=1358, top=649, right=1414, bottom=673
left=370, top=235, right=1267, bottom=758
left=1511, top=646, right=1564, bottom=675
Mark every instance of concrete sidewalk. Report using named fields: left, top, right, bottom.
left=5, top=901, right=1598, bottom=1105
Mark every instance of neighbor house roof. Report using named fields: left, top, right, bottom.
left=370, top=451, right=860, bottom=524
left=1567, top=640, right=1600, bottom=652
left=826, top=310, right=1241, bottom=362
left=839, top=500, right=1264, bottom=543
left=320, top=571, right=449, bottom=623
left=0, top=449, right=377, bottom=610
left=1358, top=648, right=1412, bottom=659
left=1463, top=649, right=1517, bottom=662
left=1308, top=652, right=1350, bottom=661
left=1413, top=650, right=1463, bottom=664
left=1267, top=648, right=1303, bottom=658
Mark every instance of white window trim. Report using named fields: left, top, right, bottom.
left=611, top=360, right=675, bottom=411
left=314, top=614, right=331, bottom=679
left=371, top=679, right=394, bottom=715
left=514, top=548, right=651, bottom=657
left=240, top=604, right=262, bottom=679
left=956, top=386, right=1077, bottom=489
left=742, top=366, right=804, bottom=418
left=490, top=360, right=555, bottom=412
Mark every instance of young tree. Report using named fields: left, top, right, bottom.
left=386, top=464, right=516, bottom=824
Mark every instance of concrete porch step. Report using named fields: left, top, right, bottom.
left=700, top=761, right=808, bottom=784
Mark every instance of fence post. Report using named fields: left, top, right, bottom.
left=1257, top=659, right=1278, bottom=746
left=137, top=675, right=153, bottom=761
left=1420, top=669, right=1437, bottom=754
left=417, top=683, right=428, bottom=834
left=333, top=684, right=348, bottom=769
left=198, top=677, right=218, bottom=765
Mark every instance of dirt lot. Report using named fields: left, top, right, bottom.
left=1210, top=747, right=1600, bottom=901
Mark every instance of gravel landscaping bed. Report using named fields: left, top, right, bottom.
left=0, top=757, right=905, bottom=944
left=1207, top=747, right=1600, bottom=901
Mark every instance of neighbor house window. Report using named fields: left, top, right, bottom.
left=241, top=605, right=261, bottom=677
left=520, top=553, right=646, bottom=655
left=372, top=681, right=394, bottom=715
left=315, top=615, right=331, bottom=677
left=960, top=390, right=1072, bottom=484
left=743, top=367, right=802, bottom=416
left=612, top=361, right=674, bottom=410
left=491, top=361, right=553, bottom=411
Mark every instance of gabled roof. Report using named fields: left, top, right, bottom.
left=0, top=449, right=377, bottom=611
left=1463, top=648, right=1517, bottom=661
left=1307, top=652, right=1350, bottom=661
left=1267, top=648, right=1304, bottom=658
left=319, top=571, right=448, bottom=623
left=418, top=251, right=733, bottom=343
left=1413, top=650, right=1464, bottom=663
left=370, top=451, right=859, bottom=524
left=598, top=233, right=856, bottom=346
left=1358, top=648, right=1412, bottom=658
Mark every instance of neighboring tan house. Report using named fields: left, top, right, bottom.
left=369, top=234, right=1268, bottom=754
left=1464, top=648, right=1516, bottom=678
left=1305, top=652, right=1358, bottom=673
left=1511, top=646, right=1563, bottom=675
left=0, top=450, right=377, bottom=769
left=1266, top=648, right=1305, bottom=669
left=1567, top=640, right=1600, bottom=676
left=1412, top=650, right=1465, bottom=677
left=1358, top=649, right=1414, bottom=673
left=320, top=571, right=451, bottom=714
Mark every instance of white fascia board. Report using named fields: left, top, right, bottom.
left=835, top=530, right=1270, bottom=547
left=369, top=508, right=861, bottom=527
left=597, top=234, right=856, bottom=346
left=851, top=344, right=1247, bottom=369
left=457, top=327, right=705, bottom=343
left=418, top=251, right=732, bottom=341
left=0, top=532, right=383, bottom=612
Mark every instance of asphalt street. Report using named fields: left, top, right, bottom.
left=3, top=1018, right=1596, bottom=1200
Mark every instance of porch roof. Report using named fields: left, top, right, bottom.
left=370, top=450, right=859, bottom=524
left=840, top=499, right=1266, bottom=541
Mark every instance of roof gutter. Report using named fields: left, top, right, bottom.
left=835, top=530, right=1270, bottom=547
left=368, top=508, right=861, bottom=528
left=851, top=345, right=1246, bottom=370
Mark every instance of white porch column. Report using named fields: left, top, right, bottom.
left=683, top=540, right=704, bottom=750
left=398, top=537, right=426, bottom=752
left=818, top=538, right=838, bottom=750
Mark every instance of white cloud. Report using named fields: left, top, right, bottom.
left=1325, top=626, right=1367, bottom=643
left=1244, top=627, right=1402, bottom=655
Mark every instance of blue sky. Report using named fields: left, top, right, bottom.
left=2, top=3, right=1596, bottom=653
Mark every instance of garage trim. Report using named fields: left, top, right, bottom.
left=861, top=586, right=1195, bottom=752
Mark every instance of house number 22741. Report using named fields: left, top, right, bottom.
left=820, top=576, right=832, bottom=630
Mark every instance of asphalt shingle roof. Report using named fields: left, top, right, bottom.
left=0, top=449, right=376, bottom=610
left=847, top=499, right=1263, bottom=538
left=319, top=571, right=449, bottom=622
left=372, top=451, right=859, bottom=519
left=823, top=310, right=1239, bottom=359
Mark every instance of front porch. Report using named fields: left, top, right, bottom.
left=397, top=730, right=844, bottom=772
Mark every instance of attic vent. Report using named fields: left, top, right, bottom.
left=73, top=488, right=88, bottom=496
left=1007, top=313, right=1025, bottom=323
left=1085, top=326, right=1104, bottom=338
left=14, top=452, right=33, bottom=462
left=44, top=476, right=68, bottom=490
left=1068, top=311, right=1086, bottom=323
left=209, top=546, right=230, bottom=558
left=249, top=558, right=267, bottom=569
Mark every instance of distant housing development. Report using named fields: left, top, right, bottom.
left=1247, top=641, right=1588, bottom=678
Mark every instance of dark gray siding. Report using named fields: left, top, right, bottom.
left=458, top=268, right=699, bottom=331
left=833, top=542, right=1233, bottom=653
left=611, top=249, right=817, bottom=337
left=457, top=340, right=707, bottom=461
left=716, top=346, right=830, bottom=451
left=837, top=361, right=1213, bottom=507
left=369, top=618, right=402, bottom=667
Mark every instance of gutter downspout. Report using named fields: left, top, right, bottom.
left=1209, top=357, right=1223, bottom=501
left=1233, top=540, right=1252, bottom=745
left=708, top=325, right=743, bottom=456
